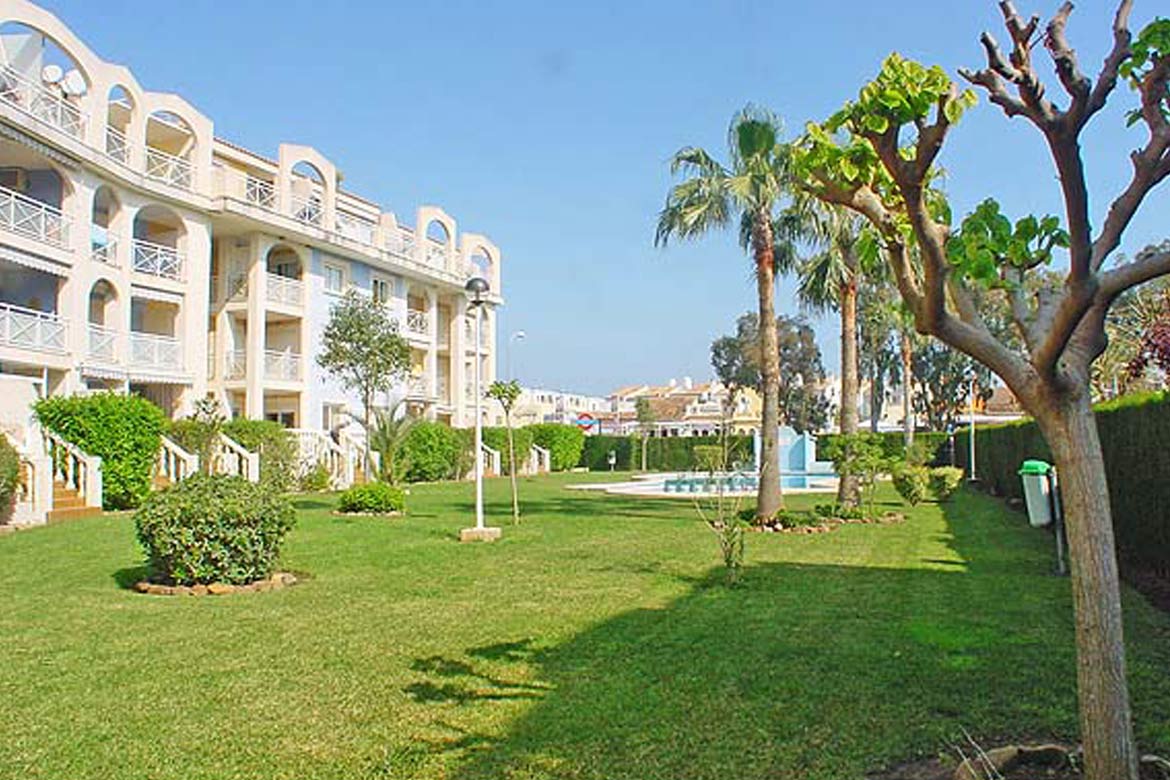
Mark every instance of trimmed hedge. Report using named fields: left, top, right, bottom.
left=955, top=391, right=1170, bottom=575
left=134, top=474, right=296, bottom=585
left=403, top=421, right=468, bottom=483
left=482, top=426, right=535, bottom=475
left=578, top=434, right=753, bottom=471
left=816, top=430, right=949, bottom=466
left=0, top=434, right=19, bottom=507
left=221, top=419, right=297, bottom=491
left=526, top=424, right=586, bottom=472
left=337, top=482, right=405, bottom=514
left=34, top=393, right=166, bottom=509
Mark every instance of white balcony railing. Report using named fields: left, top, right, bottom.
left=245, top=176, right=276, bottom=209
left=0, top=302, right=66, bottom=352
left=131, top=239, right=184, bottom=281
left=291, top=194, right=323, bottom=227
left=408, top=374, right=428, bottom=397
left=224, top=350, right=246, bottom=380
left=129, top=332, right=182, bottom=371
left=425, top=240, right=448, bottom=268
left=0, top=65, right=86, bottom=138
left=145, top=147, right=193, bottom=190
left=264, top=349, right=303, bottom=382
left=335, top=212, right=376, bottom=246
left=105, top=125, right=129, bottom=164
left=385, top=229, right=415, bottom=257
left=87, top=323, right=117, bottom=362
left=266, top=272, right=303, bottom=307
left=0, top=184, right=70, bottom=249
left=406, top=309, right=429, bottom=337
left=91, top=234, right=118, bottom=266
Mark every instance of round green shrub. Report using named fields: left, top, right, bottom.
left=299, top=461, right=332, bottom=492
left=0, top=435, right=20, bottom=506
left=221, top=419, right=297, bottom=491
left=929, top=466, right=964, bottom=502
left=134, top=474, right=296, bottom=585
left=34, top=392, right=166, bottom=509
left=525, top=423, right=585, bottom=472
left=337, top=482, right=406, bottom=514
left=481, top=426, right=535, bottom=475
left=402, top=421, right=467, bottom=482
left=891, top=464, right=930, bottom=506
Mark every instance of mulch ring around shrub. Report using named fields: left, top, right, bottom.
left=133, top=572, right=299, bottom=596
left=330, top=510, right=403, bottom=518
left=868, top=743, right=1170, bottom=780
left=750, top=511, right=906, bottom=535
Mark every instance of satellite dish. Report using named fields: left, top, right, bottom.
left=61, top=70, right=86, bottom=97
left=40, top=64, right=63, bottom=84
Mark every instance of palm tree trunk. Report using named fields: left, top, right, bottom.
left=753, top=215, right=783, bottom=521
left=837, top=270, right=860, bottom=507
left=901, top=331, right=913, bottom=451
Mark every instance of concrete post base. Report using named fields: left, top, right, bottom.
left=459, top=527, right=502, bottom=542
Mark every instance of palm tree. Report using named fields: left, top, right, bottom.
left=792, top=200, right=864, bottom=507
left=655, top=106, right=792, bottom=521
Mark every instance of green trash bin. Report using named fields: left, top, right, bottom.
left=1018, top=460, right=1055, bottom=528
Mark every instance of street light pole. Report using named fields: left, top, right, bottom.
left=507, top=330, right=526, bottom=381
left=460, top=276, right=500, bottom=542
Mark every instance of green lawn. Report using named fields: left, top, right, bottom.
left=1, top=473, right=1168, bottom=780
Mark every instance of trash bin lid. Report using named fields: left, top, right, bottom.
left=1018, top=459, right=1052, bottom=475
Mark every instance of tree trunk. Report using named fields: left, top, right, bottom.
left=753, top=215, right=783, bottom=521
left=837, top=271, right=861, bottom=507
left=901, top=331, right=914, bottom=451
left=506, top=412, right=519, bottom=525
left=869, top=369, right=880, bottom=434
left=363, top=390, right=374, bottom=483
left=641, top=432, right=648, bottom=471
left=1038, top=394, right=1138, bottom=780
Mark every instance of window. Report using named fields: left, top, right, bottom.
left=372, top=275, right=391, bottom=305
left=324, top=263, right=345, bottom=294
left=265, top=411, right=296, bottom=427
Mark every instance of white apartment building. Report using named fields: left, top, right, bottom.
left=513, top=387, right=610, bottom=427
left=0, top=0, right=501, bottom=446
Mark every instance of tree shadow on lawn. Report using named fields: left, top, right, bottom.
left=397, top=491, right=1170, bottom=780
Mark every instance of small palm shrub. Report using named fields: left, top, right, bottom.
left=134, top=475, right=296, bottom=585
left=929, top=466, right=964, bottom=502
left=892, top=464, right=931, bottom=506
left=337, top=482, right=405, bottom=514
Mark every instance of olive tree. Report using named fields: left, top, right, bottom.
left=792, top=6, right=1170, bottom=779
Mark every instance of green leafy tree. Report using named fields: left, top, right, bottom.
left=792, top=13, right=1170, bottom=777
left=656, top=107, right=796, bottom=521
left=634, top=397, right=655, bottom=471
left=487, top=379, right=523, bottom=524
left=316, top=291, right=411, bottom=464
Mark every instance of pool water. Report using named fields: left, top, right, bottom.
left=663, top=472, right=835, bottom=494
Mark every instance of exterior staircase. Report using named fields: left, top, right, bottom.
left=47, top=480, right=100, bottom=523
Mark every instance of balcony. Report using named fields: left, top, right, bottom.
left=406, top=309, right=429, bottom=338
left=0, top=184, right=70, bottom=249
left=0, top=302, right=66, bottom=352
left=385, top=229, right=415, bottom=258
left=87, top=324, right=117, bottom=362
left=224, top=350, right=246, bottom=380
left=129, top=332, right=182, bottom=371
left=245, top=176, right=276, bottom=210
left=407, top=374, right=428, bottom=398
left=335, top=212, right=376, bottom=246
left=105, top=126, right=129, bottom=164
left=132, top=239, right=184, bottom=281
left=145, top=148, right=193, bottom=191
left=0, top=65, right=86, bottom=139
left=424, top=240, right=447, bottom=268
left=91, top=234, right=118, bottom=267
left=291, top=194, right=323, bottom=227
left=264, top=349, right=303, bottom=382
left=266, top=273, right=304, bottom=308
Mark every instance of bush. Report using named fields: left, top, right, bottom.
left=0, top=435, right=20, bottom=507
left=299, top=461, right=332, bottom=492
left=817, top=430, right=949, bottom=466
left=891, top=464, right=930, bottom=506
left=481, top=426, right=535, bottom=475
left=580, top=435, right=637, bottom=471
left=402, top=421, right=468, bottom=482
left=34, top=393, right=166, bottom=509
left=578, top=434, right=753, bottom=472
left=134, top=474, right=296, bottom=585
left=814, top=502, right=867, bottom=521
left=692, top=445, right=724, bottom=472
left=526, top=424, right=586, bottom=471
left=955, top=391, right=1170, bottom=575
left=221, top=419, right=297, bottom=491
left=337, top=482, right=406, bottom=514
left=929, top=467, right=964, bottom=502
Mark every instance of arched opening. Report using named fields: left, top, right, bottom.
left=290, top=161, right=325, bottom=226
left=105, top=85, right=133, bottom=163
left=424, top=220, right=449, bottom=268
left=145, top=110, right=195, bottom=189
left=86, top=279, right=118, bottom=362
left=265, top=244, right=302, bottom=280
left=469, top=248, right=494, bottom=282
left=0, top=136, right=72, bottom=248
left=132, top=205, right=185, bottom=280
left=0, top=22, right=89, bottom=138
left=90, top=185, right=119, bottom=264
left=264, top=244, right=304, bottom=305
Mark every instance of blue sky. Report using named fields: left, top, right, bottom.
left=47, top=0, right=1169, bottom=395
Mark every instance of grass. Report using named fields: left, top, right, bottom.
left=1, top=472, right=1168, bottom=779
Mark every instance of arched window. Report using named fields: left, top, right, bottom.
left=424, top=220, right=449, bottom=268
left=265, top=244, right=302, bottom=280
left=90, top=186, right=119, bottom=264
left=132, top=205, right=186, bottom=280
left=105, top=85, right=133, bottom=162
left=289, top=161, right=325, bottom=226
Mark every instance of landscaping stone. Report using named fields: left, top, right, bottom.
left=954, top=746, right=1020, bottom=780
left=132, top=573, right=298, bottom=597
left=191, top=584, right=209, bottom=596
left=207, top=583, right=235, bottom=595
left=460, top=526, right=502, bottom=542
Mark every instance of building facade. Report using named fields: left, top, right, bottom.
left=600, top=378, right=763, bottom=437
left=0, top=0, right=501, bottom=448
left=513, top=387, right=610, bottom=427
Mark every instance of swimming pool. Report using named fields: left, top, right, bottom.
left=566, top=471, right=840, bottom=499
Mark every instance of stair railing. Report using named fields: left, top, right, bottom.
left=41, top=429, right=103, bottom=508
left=157, top=435, right=199, bottom=485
